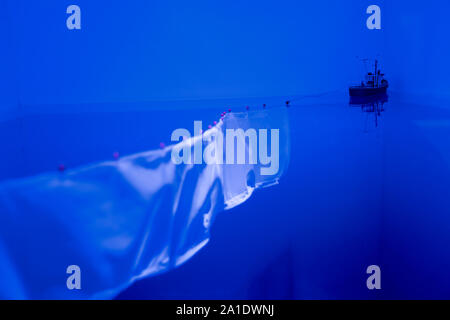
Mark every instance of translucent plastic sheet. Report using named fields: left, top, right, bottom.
left=0, top=107, right=290, bottom=299
left=221, top=108, right=290, bottom=208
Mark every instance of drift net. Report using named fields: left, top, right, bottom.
left=0, top=106, right=290, bottom=299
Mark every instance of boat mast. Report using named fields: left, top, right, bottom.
left=374, top=59, right=378, bottom=87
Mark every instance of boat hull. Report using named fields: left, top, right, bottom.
left=349, top=85, right=387, bottom=97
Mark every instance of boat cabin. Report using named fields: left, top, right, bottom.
left=363, top=70, right=387, bottom=88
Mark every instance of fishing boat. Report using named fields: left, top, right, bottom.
left=349, top=59, right=388, bottom=97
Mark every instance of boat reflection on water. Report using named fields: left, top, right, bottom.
left=349, top=93, right=388, bottom=131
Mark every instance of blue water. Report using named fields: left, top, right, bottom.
left=1, top=92, right=449, bottom=298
